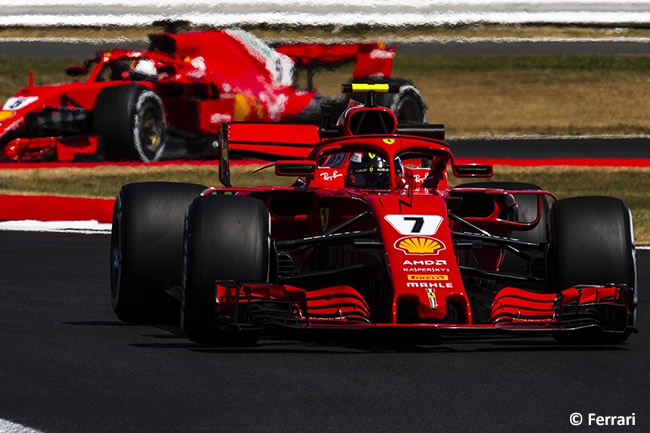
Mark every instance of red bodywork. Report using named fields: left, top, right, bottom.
left=194, top=102, right=636, bottom=340
left=0, top=30, right=396, bottom=161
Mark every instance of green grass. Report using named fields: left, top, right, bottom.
left=0, top=164, right=291, bottom=198
left=0, top=58, right=80, bottom=99
left=1, top=165, right=648, bottom=243
left=393, top=54, right=650, bottom=136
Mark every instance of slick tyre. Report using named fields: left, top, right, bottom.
left=110, top=182, right=206, bottom=324
left=182, top=195, right=270, bottom=345
left=370, top=77, right=427, bottom=123
left=93, top=84, right=167, bottom=162
left=549, top=196, right=637, bottom=344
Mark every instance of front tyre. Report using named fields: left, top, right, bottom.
left=110, top=182, right=206, bottom=324
left=550, top=196, right=636, bottom=344
left=182, top=194, right=270, bottom=345
left=93, top=85, right=167, bottom=162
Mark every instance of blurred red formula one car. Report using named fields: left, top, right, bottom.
left=0, top=29, right=425, bottom=162
left=110, top=84, right=637, bottom=346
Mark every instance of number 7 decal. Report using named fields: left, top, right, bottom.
left=384, top=215, right=444, bottom=235
left=403, top=216, right=424, bottom=233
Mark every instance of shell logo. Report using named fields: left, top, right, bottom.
left=0, top=110, right=14, bottom=122
left=233, top=93, right=252, bottom=121
left=394, top=236, right=446, bottom=255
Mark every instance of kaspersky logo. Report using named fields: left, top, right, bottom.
left=394, top=236, right=446, bottom=255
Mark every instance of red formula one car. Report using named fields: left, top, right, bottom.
left=0, top=29, right=426, bottom=162
left=110, top=84, right=637, bottom=346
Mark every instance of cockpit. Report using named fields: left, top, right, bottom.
left=315, top=145, right=450, bottom=191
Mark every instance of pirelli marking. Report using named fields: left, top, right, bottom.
left=407, top=274, right=448, bottom=281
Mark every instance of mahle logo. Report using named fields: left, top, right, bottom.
left=395, top=236, right=446, bottom=255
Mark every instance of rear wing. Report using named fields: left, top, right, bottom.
left=275, top=43, right=395, bottom=84
left=219, top=122, right=320, bottom=187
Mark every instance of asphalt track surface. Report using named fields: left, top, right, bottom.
left=1, top=38, right=649, bottom=59
left=447, top=136, right=650, bottom=159
left=0, top=230, right=648, bottom=433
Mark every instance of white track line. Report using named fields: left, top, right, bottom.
left=0, top=419, right=43, bottom=433
left=0, top=220, right=111, bottom=234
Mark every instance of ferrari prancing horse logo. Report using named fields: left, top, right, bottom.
left=320, top=208, right=329, bottom=232
left=426, top=288, right=437, bottom=309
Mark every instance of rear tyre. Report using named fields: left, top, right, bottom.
left=93, top=84, right=167, bottom=162
left=390, top=91, right=426, bottom=123
left=371, top=78, right=427, bottom=123
left=549, top=196, right=636, bottom=344
left=182, top=195, right=270, bottom=345
left=322, top=78, right=426, bottom=125
left=110, top=182, right=206, bottom=324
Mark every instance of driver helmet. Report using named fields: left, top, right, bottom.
left=131, top=59, right=158, bottom=80
left=346, top=151, right=390, bottom=188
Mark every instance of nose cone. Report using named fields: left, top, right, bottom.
left=367, top=194, right=471, bottom=324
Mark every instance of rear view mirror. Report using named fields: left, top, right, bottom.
left=65, top=66, right=88, bottom=77
left=219, top=124, right=231, bottom=187
left=275, top=160, right=317, bottom=176
left=453, top=164, right=493, bottom=177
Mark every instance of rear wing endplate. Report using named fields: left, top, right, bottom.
left=219, top=122, right=320, bottom=187
left=275, top=43, right=395, bottom=84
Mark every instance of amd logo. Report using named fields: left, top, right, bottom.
left=403, top=259, right=447, bottom=266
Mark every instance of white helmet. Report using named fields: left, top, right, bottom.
left=133, top=59, right=157, bottom=78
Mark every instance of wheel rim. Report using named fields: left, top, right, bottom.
left=133, top=91, right=166, bottom=162
left=139, top=105, right=163, bottom=155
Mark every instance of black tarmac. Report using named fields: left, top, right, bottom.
left=1, top=39, right=649, bottom=59
left=448, top=136, right=650, bottom=159
left=0, top=231, right=648, bottom=432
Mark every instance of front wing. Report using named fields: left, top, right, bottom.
left=213, top=282, right=636, bottom=340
